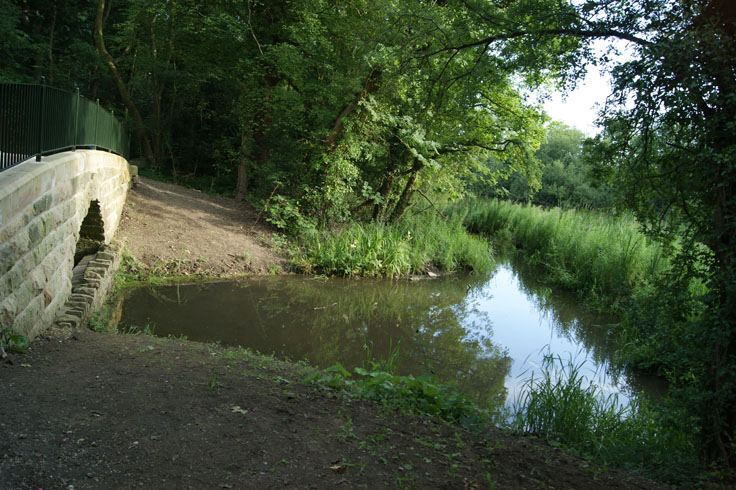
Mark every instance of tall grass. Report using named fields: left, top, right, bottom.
left=293, top=212, right=494, bottom=277
left=455, top=199, right=668, bottom=303
left=506, top=353, right=701, bottom=483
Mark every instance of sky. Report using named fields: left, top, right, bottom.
left=542, top=63, right=611, bottom=135
left=541, top=40, right=633, bottom=136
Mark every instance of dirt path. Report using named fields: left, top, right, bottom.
left=117, top=177, right=287, bottom=276
left=0, top=178, right=668, bottom=489
left=1, top=329, right=666, bottom=490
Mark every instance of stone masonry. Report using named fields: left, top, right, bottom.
left=0, top=150, right=131, bottom=339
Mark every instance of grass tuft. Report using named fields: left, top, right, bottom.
left=292, top=212, right=493, bottom=277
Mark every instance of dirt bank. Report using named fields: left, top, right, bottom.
left=116, top=177, right=287, bottom=276
left=1, top=328, right=666, bottom=490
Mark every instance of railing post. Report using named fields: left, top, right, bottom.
left=110, top=110, right=114, bottom=152
left=74, top=84, right=80, bottom=151
left=36, top=76, right=47, bottom=162
left=94, top=98, right=100, bottom=150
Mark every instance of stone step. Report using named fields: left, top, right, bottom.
left=71, top=254, right=95, bottom=289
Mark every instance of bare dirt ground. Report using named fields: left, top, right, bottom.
left=116, top=177, right=287, bottom=275
left=0, top=178, right=668, bottom=489
left=1, top=329, right=666, bottom=490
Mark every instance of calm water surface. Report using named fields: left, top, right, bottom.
left=117, top=260, right=645, bottom=406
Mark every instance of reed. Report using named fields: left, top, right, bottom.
left=506, top=352, right=700, bottom=483
left=457, top=199, right=668, bottom=302
left=293, top=212, right=494, bottom=277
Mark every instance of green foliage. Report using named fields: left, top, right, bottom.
left=292, top=212, right=493, bottom=277
left=0, top=327, right=28, bottom=354
left=123, top=323, right=156, bottom=336
left=458, top=199, right=667, bottom=304
left=574, top=0, right=736, bottom=467
left=262, top=195, right=316, bottom=235
left=479, top=123, right=614, bottom=210
left=305, top=360, right=487, bottom=430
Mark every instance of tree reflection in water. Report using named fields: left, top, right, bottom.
left=119, top=273, right=511, bottom=409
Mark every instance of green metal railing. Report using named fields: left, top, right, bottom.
left=0, top=78, right=130, bottom=172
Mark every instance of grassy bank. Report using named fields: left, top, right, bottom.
left=454, top=199, right=668, bottom=306
left=291, top=212, right=494, bottom=277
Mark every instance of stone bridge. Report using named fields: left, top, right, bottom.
left=0, top=150, right=132, bottom=340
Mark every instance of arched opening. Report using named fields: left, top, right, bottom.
left=74, top=200, right=105, bottom=266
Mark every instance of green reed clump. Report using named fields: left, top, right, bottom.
left=456, top=199, right=667, bottom=302
left=293, top=212, right=493, bottom=277
left=506, top=353, right=701, bottom=484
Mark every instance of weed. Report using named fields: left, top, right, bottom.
left=305, top=359, right=486, bottom=430
left=506, top=350, right=700, bottom=483
left=0, top=327, right=28, bottom=354
left=292, top=212, right=493, bottom=278
left=455, top=199, right=668, bottom=306
left=207, top=374, right=221, bottom=390
left=267, top=264, right=283, bottom=275
left=123, top=323, right=156, bottom=336
left=86, top=311, right=110, bottom=332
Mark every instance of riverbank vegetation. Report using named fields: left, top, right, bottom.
left=458, top=199, right=668, bottom=307
left=291, top=212, right=493, bottom=277
left=5, top=0, right=735, bottom=484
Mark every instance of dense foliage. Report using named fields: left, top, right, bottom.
left=1, top=0, right=582, bottom=226
left=480, top=123, right=614, bottom=209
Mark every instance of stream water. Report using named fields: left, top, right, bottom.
left=116, top=259, right=658, bottom=407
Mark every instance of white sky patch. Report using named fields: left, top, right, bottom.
left=543, top=64, right=610, bottom=135
left=540, top=40, right=635, bottom=136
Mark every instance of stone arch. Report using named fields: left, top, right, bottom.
left=0, top=150, right=130, bottom=339
left=74, top=200, right=106, bottom=265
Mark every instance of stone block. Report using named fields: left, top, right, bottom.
left=27, top=219, right=43, bottom=246
left=0, top=296, right=17, bottom=330
left=1, top=260, right=26, bottom=295
left=84, top=269, right=103, bottom=280
left=32, top=194, right=52, bottom=216
left=12, top=281, right=34, bottom=317
left=12, top=295, right=44, bottom=338
left=0, top=242, right=14, bottom=274
left=95, top=251, right=116, bottom=262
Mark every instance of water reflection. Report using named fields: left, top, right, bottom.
left=118, top=260, right=657, bottom=407
left=118, top=273, right=511, bottom=408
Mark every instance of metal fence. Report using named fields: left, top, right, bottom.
left=0, top=79, right=130, bottom=172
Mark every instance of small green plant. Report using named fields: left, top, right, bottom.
left=268, top=264, right=283, bottom=275
left=305, top=355, right=486, bottom=430
left=123, top=323, right=156, bottom=336
left=207, top=374, right=221, bottom=390
left=1, top=327, right=28, bottom=354
left=87, top=311, right=110, bottom=332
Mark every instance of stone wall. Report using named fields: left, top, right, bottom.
left=0, top=150, right=131, bottom=339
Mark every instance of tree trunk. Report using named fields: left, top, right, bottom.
left=94, top=0, right=155, bottom=165
left=325, top=102, right=357, bottom=152
left=372, top=174, right=395, bottom=221
left=389, top=159, right=423, bottom=222
left=235, top=132, right=249, bottom=202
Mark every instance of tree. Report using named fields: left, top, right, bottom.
left=585, top=1, right=736, bottom=466
left=438, top=0, right=736, bottom=469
